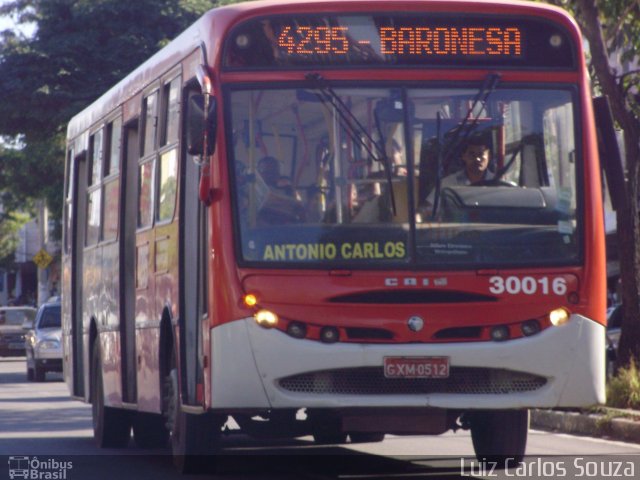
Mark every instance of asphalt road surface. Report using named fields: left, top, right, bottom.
left=2, top=357, right=640, bottom=480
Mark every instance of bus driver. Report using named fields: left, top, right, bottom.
left=425, top=134, right=494, bottom=206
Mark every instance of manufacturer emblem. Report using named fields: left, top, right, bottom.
left=407, top=316, right=424, bottom=332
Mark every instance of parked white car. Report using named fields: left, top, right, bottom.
left=24, top=300, right=61, bottom=382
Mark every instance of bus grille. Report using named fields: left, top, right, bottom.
left=278, top=367, right=546, bottom=395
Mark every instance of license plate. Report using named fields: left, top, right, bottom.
left=384, top=356, right=450, bottom=378
left=9, top=343, right=24, bottom=349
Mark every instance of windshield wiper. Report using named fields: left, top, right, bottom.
left=306, top=73, right=397, bottom=215
left=429, top=111, right=445, bottom=220
left=441, top=73, right=501, bottom=175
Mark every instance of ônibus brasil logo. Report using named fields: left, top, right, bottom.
left=8, top=456, right=72, bottom=479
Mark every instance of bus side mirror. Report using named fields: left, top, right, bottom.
left=187, top=94, right=217, bottom=156
left=593, top=96, right=625, bottom=211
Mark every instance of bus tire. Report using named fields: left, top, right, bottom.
left=133, top=412, right=169, bottom=448
left=164, top=355, right=222, bottom=473
left=91, top=340, right=131, bottom=448
left=349, top=432, right=385, bottom=443
left=470, top=409, right=529, bottom=466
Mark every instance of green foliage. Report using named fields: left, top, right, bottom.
left=0, top=134, right=64, bottom=221
left=593, top=0, right=640, bottom=120
left=0, top=211, right=30, bottom=268
left=546, top=0, right=639, bottom=117
left=607, top=357, right=640, bottom=409
left=0, top=0, right=214, bottom=217
left=0, top=0, right=214, bottom=137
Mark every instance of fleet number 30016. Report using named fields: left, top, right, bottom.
left=489, top=276, right=567, bottom=296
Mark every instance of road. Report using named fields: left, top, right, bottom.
left=1, top=357, right=640, bottom=480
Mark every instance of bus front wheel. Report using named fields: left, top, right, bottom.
left=163, top=354, right=223, bottom=473
left=469, top=409, right=529, bottom=466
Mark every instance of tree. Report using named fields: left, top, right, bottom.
left=0, top=206, right=30, bottom=270
left=549, top=0, right=640, bottom=367
left=0, top=0, right=214, bottom=225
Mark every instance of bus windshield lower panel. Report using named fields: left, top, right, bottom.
left=228, top=86, right=578, bottom=269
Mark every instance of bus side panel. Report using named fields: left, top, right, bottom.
left=83, top=246, right=100, bottom=401
left=101, top=240, right=123, bottom=404
left=84, top=246, right=111, bottom=401
left=134, top=228, right=157, bottom=412
left=138, top=222, right=179, bottom=413
left=580, top=73, right=607, bottom=326
left=135, top=326, right=162, bottom=412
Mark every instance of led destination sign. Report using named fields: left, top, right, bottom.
left=277, top=25, right=522, bottom=58
left=224, top=14, right=575, bottom=69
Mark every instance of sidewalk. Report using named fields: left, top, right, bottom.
left=531, top=408, right=640, bottom=444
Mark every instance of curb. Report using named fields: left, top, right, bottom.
left=531, top=409, right=640, bottom=444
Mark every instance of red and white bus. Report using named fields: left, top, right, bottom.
left=63, top=0, right=607, bottom=471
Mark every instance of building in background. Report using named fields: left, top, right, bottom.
left=0, top=201, right=60, bottom=306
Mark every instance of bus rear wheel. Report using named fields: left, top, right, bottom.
left=469, top=409, right=529, bottom=466
left=91, top=340, right=131, bottom=448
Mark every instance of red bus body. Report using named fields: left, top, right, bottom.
left=63, top=0, right=606, bottom=465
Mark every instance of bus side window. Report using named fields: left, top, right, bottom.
left=102, top=117, right=122, bottom=242
left=161, top=77, right=181, bottom=147
left=63, top=147, right=75, bottom=254
left=86, top=129, right=103, bottom=246
left=138, top=159, right=155, bottom=228
left=158, top=150, right=178, bottom=222
left=142, top=91, right=159, bottom=157
left=139, top=90, right=159, bottom=229
left=156, top=76, right=180, bottom=223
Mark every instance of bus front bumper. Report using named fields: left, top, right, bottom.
left=210, top=314, right=605, bottom=410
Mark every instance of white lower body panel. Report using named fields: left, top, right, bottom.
left=210, top=314, right=605, bottom=410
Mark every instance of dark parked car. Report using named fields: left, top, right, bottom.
left=24, top=300, right=62, bottom=381
left=0, top=306, right=36, bottom=357
left=606, top=304, right=623, bottom=377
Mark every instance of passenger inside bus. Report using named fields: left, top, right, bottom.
left=352, top=181, right=384, bottom=223
left=255, top=155, right=306, bottom=225
left=388, top=139, right=407, bottom=177
left=257, top=156, right=297, bottom=197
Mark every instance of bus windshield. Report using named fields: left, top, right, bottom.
left=228, top=85, right=578, bottom=268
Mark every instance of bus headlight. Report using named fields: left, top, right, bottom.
left=549, top=307, right=570, bottom=327
left=254, top=309, right=278, bottom=328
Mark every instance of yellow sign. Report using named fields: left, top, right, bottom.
left=33, top=249, right=53, bottom=269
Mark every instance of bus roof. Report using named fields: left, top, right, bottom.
left=66, top=0, right=577, bottom=140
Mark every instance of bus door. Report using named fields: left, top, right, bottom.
left=69, top=151, right=87, bottom=398
left=179, top=87, right=209, bottom=406
left=120, top=121, right=139, bottom=403
left=133, top=89, right=160, bottom=410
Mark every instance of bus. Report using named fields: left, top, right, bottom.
left=62, top=0, right=608, bottom=471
